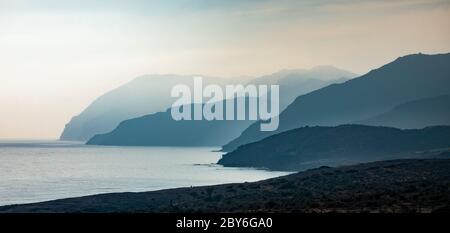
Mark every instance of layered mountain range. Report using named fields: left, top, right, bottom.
left=64, top=67, right=354, bottom=145
left=60, top=75, right=247, bottom=141
left=222, top=53, right=450, bottom=152
left=64, top=53, right=450, bottom=173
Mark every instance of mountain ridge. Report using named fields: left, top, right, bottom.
left=222, top=53, right=450, bottom=151
left=358, top=94, right=450, bottom=128
left=85, top=67, right=354, bottom=146
left=60, top=74, right=245, bottom=141
left=218, top=124, right=450, bottom=171
left=61, top=67, right=355, bottom=142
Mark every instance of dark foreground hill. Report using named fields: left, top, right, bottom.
left=218, top=125, right=450, bottom=171
left=1, top=159, right=448, bottom=213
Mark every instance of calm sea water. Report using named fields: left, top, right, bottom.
left=0, top=140, right=289, bottom=206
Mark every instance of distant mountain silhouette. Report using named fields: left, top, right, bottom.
left=86, top=67, right=353, bottom=146
left=64, top=67, right=353, bottom=142
left=218, top=124, right=450, bottom=171
left=248, top=66, right=355, bottom=109
left=358, top=94, right=450, bottom=128
left=86, top=98, right=255, bottom=146
left=222, top=53, right=450, bottom=151
left=60, top=75, right=249, bottom=141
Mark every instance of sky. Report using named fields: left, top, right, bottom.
left=0, top=0, right=449, bottom=139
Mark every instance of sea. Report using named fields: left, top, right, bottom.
left=0, top=140, right=290, bottom=206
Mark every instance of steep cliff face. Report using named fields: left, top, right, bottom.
left=60, top=75, right=241, bottom=141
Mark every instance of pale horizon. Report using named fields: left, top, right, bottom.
left=1, top=0, right=450, bottom=139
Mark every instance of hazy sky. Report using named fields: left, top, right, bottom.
left=0, top=0, right=449, bottom=139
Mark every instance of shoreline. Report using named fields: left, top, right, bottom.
left=1, top=158, right=448, bottom=213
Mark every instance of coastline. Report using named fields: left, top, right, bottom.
left=1, top=158, right=448, bottom=213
